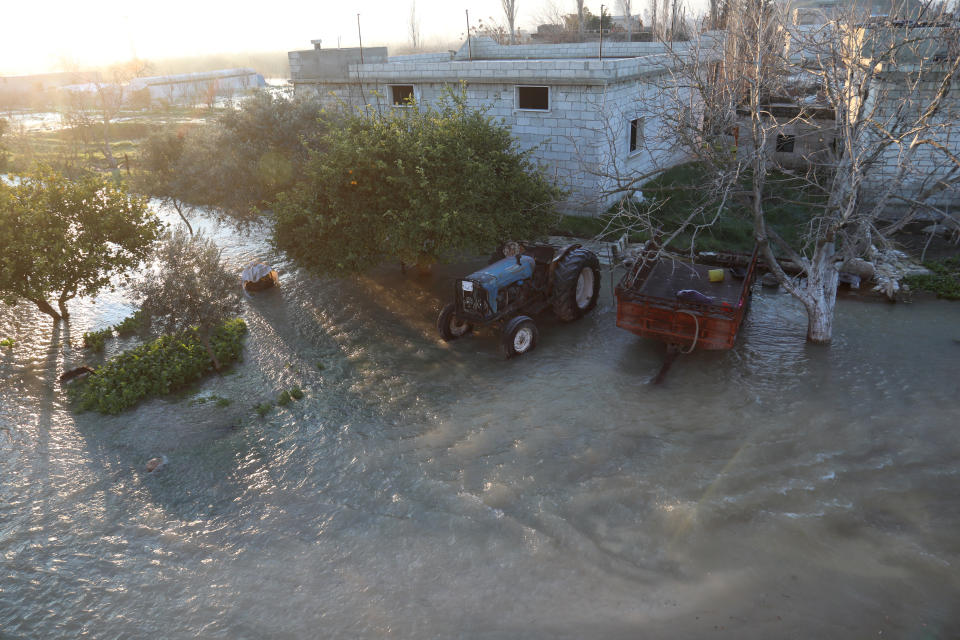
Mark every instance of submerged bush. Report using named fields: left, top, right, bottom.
left=82, top=328, right=113, bottom=352
left=904, top=257, right=960, bottom=300
left=113, top=310, right=147, bottom=337
left=69, top=318, right=247, bottom=414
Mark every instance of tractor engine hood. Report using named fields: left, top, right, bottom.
left=463, top=255, right=535, bottom=314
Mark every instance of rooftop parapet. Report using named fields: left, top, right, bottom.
left=451, top=34, right=724, bottom=61
left=288, top=33, right=724, bottom=87
left=289, top=46, right=389, bottom=82
left=855, top=21, right=960, bottom=68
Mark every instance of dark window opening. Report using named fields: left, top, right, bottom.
left=629, top=118, right=644, bottom=152
left=517, top=86, right=549, bottom=110
left=391, top=85, right=414, bottom=105
left=776, top=134, right=796, bottom=153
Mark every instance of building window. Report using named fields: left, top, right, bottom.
left=629, top=118, right=644, bottom=153
left=516, top=86, right=549, bottom=110
left=390, top=84, right=415, bottom=106
left=776, top=134, right=796, bottom=153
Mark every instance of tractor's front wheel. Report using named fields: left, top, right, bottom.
left=437, top=303, right=473, bottom=341
left=552, top=248, right=601, bottom=322
left=501, top=315, right=538, bottom=358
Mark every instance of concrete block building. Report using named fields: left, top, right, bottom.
left=127, top=69, right=266, bottom=106
left=289, top=36, right=717, bottom=215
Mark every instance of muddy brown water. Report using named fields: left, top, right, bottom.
left=2, top=205, right=959, bottom=638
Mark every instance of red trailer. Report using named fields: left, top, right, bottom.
left=615, top=245, right=759, bottom=380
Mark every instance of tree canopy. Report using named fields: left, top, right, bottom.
left=272, top=88, right=561, bottom=274
left=136, top=93, right=327, bottom=225
left=0, top=166, right=162, bottom=320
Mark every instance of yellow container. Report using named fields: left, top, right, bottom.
left=708, top=268, right=725, bottom=283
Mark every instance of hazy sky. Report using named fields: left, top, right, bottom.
left=2, top=0, right=702, bottom=76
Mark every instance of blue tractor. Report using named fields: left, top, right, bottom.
left=437, top=242, right=601, bottom=357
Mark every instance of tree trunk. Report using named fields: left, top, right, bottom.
left=803, top=240, right=839, bottom=344
left=199, top=332, right=222, bottom=372
left=173, top=200, right=194, bottom=235
left=805, top=298, right=834, bottom=343
left=57, top=295, right=71, bottom=319
left=102, top=118, right=118, bottom=172
left=33, top=299, right=63, bottom=321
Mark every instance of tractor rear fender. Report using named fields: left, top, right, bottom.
left=548, top=243, right=582, bottom=290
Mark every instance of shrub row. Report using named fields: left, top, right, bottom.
left=69, top=318, right=247, bottom=414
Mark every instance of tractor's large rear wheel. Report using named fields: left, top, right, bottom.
left=501, top=315, right=538, bottom=358
left=438, top=303, right=473, bottom=341
left=552, top=249, right=601, bottom=322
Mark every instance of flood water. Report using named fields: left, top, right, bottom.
left=2, top=206, right=959, bottom=638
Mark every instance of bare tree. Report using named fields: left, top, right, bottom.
left=588, top=0, right=960, bottom=343
left=661, top=0, right=671, bottom=39
left=649, top=0, right=658, bottom=39
left=409, top=1, right=422, bottom=50
left=577, top=0, right=586, bottom=33
left=533, top=0, right=567, bottom=27
left=475, top=16, right=512, bottom=44
left=502, top=0, right=519, bottom=44
left=60, top=59, right=153, bottom=174
left=619, top=0, right=634, bottom=40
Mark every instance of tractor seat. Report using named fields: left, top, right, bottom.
left=524, top=245, right=556, bottom=265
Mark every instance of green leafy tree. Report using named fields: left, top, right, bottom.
left=273, top=87, right=561, bottom=274
left=134, top=228, right=241, bottom=370
left=135, top=94, right=326, bottom=225
left=0, top=166, right=162, bottom=321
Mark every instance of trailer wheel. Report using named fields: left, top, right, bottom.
left=501, top=316, right=538, bottom=358
left=437, top=303, right=473, bottom=341
left=552, top=248, right=601, bottom=322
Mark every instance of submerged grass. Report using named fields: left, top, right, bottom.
left=904, top=257, right=960, bottom=299
left=69, top=318, right=247, bottom=414
left=82, top=328, right=113, bottom=352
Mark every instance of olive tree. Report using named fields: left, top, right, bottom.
left=0, top=166, right=162, bottom=321
left=135, top=93, right=326, bottom=226
left=134, top=228, right=241, bottom=370
left=272, top=87, right=561, bottom=274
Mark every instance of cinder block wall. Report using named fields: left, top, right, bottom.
left=860, top=72, right=960, bottom=216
